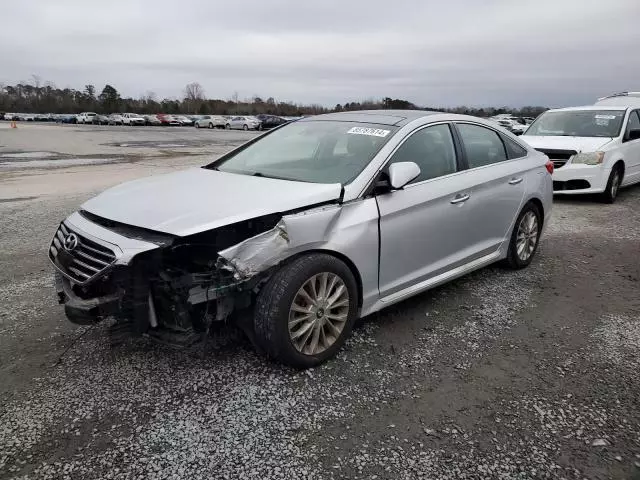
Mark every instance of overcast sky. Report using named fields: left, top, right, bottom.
left=0, top=0, right=638, bottom=107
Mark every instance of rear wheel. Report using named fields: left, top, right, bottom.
left=600, top=165, right=623, bottom=203
left=195, top=122, right=200, bottom=128
left=504, top=202, right=542, bottom=269
left=254, top=254, right=358, bottom=368
left=243, top=124, right=248, bottom=131
left=208, top=122, right=214, bottom=129
left=225, top=123, right=231, bottom=129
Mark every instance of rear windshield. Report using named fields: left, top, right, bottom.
left=210, top=120, right=398, bottom=184
left=525, top=110, right=625, bottom=137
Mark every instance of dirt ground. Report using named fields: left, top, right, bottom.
left=1, top=123, right=639, bottom=479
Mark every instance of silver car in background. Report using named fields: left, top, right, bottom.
left=48, top=110, right=552, bottom=368
left=195, top=115, right=227, bottom=129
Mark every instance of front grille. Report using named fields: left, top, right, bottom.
left=535, top=148, right=577, bottom=170
left=49, top=223, right=117, bottom=284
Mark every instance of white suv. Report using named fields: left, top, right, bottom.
left=122, top=113, right=146, bottom=126
left=76, top=112, right=97, bottom=124
left=522, top=97, right=640, bottom=203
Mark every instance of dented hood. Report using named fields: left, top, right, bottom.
left=81, top=168, right=342, bottom=236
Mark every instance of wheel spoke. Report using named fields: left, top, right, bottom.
left=291, top=303, right=311, bottom=314
left=289, top=314, right=312, bottom=329
left=317, top=272, right=329, bottom=299
left=291, top=319, right=314, bottom=340
left=326, top=285, right=346, bottom=306
left=326, top=312, right=347, bottom=323
left=307, top=324, right=321, bottom=354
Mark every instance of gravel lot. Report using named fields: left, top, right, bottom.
left=1, top=123, right=639, bottom=479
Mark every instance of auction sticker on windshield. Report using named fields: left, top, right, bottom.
left=347, top=127, right=390, bottom=137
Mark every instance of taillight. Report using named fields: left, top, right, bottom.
left=545, top=160, right=554, bottom=174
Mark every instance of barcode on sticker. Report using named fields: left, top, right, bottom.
left=347, top=127, right=390, bottom=137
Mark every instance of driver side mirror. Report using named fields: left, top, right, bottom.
left=388, top=162, right=421, bottom=189
left=628, top=129, right=640, bottom=141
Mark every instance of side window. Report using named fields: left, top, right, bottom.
left=388, top=124, right=457, bottom=183
left=500, top=134, right=528, bottom=159
left=457, top=123, right=508, bottom=168
left=626, top=110, right=640, bottom=138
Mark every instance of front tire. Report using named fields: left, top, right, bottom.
left=254, top=254, right=358, bottom=368
left=600, top=165, right=623, bottom=204
left=208, top=122, right=214, bottom=129
left=243, top=124, right=248, bottom=131
left=504, top=202, right=542, bottom=269
left=225, top=123, right=231, bottom=129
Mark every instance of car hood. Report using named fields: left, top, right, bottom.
left=521, top=135, right=614, bottom=152
left=81, top=168, right=342, bottom=237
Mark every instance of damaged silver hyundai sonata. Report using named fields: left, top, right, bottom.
left=49, top=110, right=553, bottom=368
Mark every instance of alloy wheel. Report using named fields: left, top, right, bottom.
left=288, top=272, right=349, bottom=355
left=516, top=211, right=539, bottom=261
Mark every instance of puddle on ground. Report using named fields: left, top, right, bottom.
left=0, top=151, right=57, bottom=158
left=0, top=157, right=125, bottom=169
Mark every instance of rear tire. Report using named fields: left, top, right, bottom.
left=243, top=124, right=248, bottom=131
left=600, top=165, right=623, bottom=204
left=195, top=122, right=200, bottom=128
left=225, top=123, right=231, bottom=129
left=208, top=122, right=214, bottom=129
left=254, top=254, right=359, bottom=368
left=504, top=202, right=542, bottom=269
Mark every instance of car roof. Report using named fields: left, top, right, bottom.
left=301, top=110, right=440, bottom=126
left=594, top=92, right=640, bottom=108
left=546, top=105, right=629, bottom=113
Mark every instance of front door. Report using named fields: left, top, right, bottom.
left=619, top=109, right=640, bottom=186
left=377, top=123, right=473, bottom=297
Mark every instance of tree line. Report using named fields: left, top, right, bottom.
left=0, top=77, right=548, bottom=118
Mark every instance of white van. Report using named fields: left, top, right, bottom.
left=522, top=93, right=640, bottom=203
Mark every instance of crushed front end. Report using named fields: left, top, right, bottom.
left=49, top=210, right=279, bottom=346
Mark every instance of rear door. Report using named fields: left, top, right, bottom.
left=377, top=123, right=473, bottom=297
left=453, top=122, right=528, bottom=256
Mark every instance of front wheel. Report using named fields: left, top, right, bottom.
left=243, top=124, right=248, bottom=131
left=225, top=124, right=231, bottom=129
left=254, top=254, right=358, bottom=368
left=195, top=122, right=200, bottom=129
left=504, top=202, right=542, bottom=269
left=600, top=166, right=623, bottom=204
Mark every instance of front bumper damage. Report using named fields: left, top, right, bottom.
left=50, top=204, right=344, bottom=345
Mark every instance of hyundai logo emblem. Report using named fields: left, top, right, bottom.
left=63, top=233, right=78, bottom=251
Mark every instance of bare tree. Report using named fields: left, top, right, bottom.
left=183, top=82, right=205, bottom=113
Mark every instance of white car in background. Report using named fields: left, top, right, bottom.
left=108, top=114, right=124, bottom=125
left=522, top=95, right=640, bottom=202
left=122, top=113, right=145, bottom=126
left=195, top=115, right=226, bottom=129
left=76, top=112, right=97, bottom=124
left=225, top=115, right=262, bottom=130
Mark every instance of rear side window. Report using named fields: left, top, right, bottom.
left=626, top=110, right=640, bottom=138
left=456, top=123, right=507, bottom=168
left=501, top=135, right=528, bottom=159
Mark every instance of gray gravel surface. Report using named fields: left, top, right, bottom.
left=1, top=126, right=640, bottom=479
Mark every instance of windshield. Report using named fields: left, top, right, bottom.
left=211, top=120, right=398, bottom=184
left=525, top=110, right=625, bottom=137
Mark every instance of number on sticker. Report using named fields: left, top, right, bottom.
left=347, top=127, right=390, bottom=137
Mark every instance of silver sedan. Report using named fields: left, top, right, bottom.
left=48, top=110, right=552, bottom=368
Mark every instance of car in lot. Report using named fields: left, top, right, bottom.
left=225, top=115, right=262, bottom=130
left=157, top=113, right=181, bottom=126
left=174, top=115, right=194, bottom=126
left=255, top=114, right=289, bottom=130
left=195, top=115, right=227, bottom=129
left=95, top=114, right=110, bottom=125
left=143, top=114, right=162, bottom=126
left=522, top=99, right=640, bottom=202
left=76, top=112, right=97, bottom=124
left=48, top=110, right=552, bottom=368
left=122, top=113, right=146, bottom=126
left=108, top=114, right=124, bottom=125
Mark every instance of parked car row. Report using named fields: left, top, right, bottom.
left=1, top=111, right=295, bottom=130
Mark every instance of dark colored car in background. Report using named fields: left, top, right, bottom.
left=255, top=114, right=289, bottom=130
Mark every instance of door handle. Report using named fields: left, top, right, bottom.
left=450, top=193, right=470, bottom=204
left=508, top=177, right=523, bottom=185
